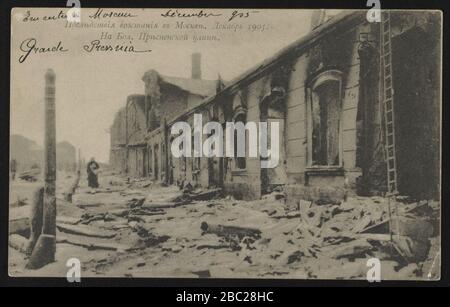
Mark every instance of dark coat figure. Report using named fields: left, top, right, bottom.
left=87, top=158, right=100, bottom=188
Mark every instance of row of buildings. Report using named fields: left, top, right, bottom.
left=10, top=135, right=77, bottom=172
left=110, top=10, right=440, bottom=202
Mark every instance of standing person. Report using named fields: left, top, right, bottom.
left=10, top=159, right=17, bottom=181
left=87, top=157, right=100, bottom=189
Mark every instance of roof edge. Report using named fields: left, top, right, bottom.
left=167, top=10, right=365, bottom=125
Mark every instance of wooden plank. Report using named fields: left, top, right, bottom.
left=200, top=222, right=261, bottom=239
left=56, top=223, right=116, bottom=239
left=57, top=235, right=132, bottom=252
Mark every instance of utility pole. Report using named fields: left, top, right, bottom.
left=78, top=148, right=81, bottom=168
left=64, top=147, right=81, bottom=203
left=27, top=69, right=57, bottom=269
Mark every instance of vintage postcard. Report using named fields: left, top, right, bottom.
left=9, top=7, right=441, bottom=281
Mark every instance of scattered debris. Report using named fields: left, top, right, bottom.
left=8, top=172, right=440, bottom=279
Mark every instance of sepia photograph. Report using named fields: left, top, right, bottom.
left=7, top=7, right=441, bottom=282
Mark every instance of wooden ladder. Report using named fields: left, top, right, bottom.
left=381, top=11, right=399, bottom=195
left=380, top=11, right=401, bottom=244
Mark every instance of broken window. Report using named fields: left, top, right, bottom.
left=148, top=146, right=153, bottom=176
left=154, top=144, right=159, bottom=179
left=234, top=113, right=247, bottom=170
left=129, top=104, right=139, bottom=132
left=308, top=70, right=342, bottom=167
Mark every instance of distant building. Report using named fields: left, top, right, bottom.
left=10, top=134, right=42, bottom=171
left=10, top=134, right=76, bottom=173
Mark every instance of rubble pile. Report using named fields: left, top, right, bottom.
left=243, top=195, right=440, bottom=279
left=8, top=174, right=440, bottom=280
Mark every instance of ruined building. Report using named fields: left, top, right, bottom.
left=110, top=11, right=440, bottom=203
left=110, top=53, right=217, bottom=178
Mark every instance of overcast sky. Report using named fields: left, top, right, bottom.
left=11, top=8, right=314, bottom=163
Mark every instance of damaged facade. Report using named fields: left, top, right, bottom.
left=110, top=11, right=440, bottom=202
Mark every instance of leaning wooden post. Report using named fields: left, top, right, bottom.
left=27, top=69, right=57, bottom=269
left=64, top=148, right=81, bottom=203
left=79, top=148, right=81, bottom=166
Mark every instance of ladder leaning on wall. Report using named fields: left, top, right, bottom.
left=380, top=10, right=400, bottom=244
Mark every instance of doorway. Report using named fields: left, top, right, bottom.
left=391, top=27, right=440, bottom=199
left=154, top=144, right=159, bottom=181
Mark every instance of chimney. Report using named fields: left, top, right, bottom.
left=191, top=53, right=201, bottom=79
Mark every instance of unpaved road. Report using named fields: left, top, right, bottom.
left=8, top=171, right=440, bottom=280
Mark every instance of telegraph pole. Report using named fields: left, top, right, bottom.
left=27, top=69, right=57, bottom=269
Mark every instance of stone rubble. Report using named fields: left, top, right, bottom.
left=8, top=171, right=440, bottom=280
